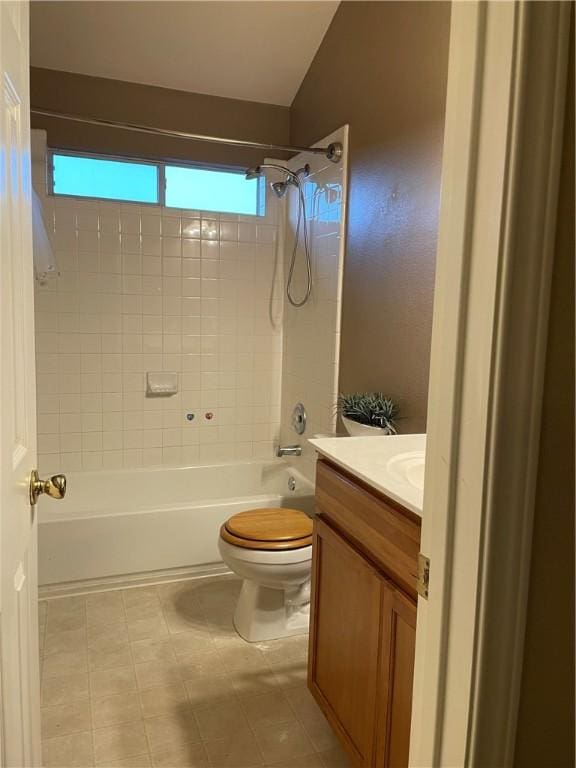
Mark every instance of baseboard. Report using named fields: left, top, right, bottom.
left=39, top=562, right=232, bottom=600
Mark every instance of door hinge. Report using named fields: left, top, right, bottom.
left=417, top=553, right=430, bottom=599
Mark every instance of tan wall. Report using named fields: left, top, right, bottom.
left=514, top=19, right=575, bottom=767
left=30, top=67, right=290, bottom=169
left=290, top=1, right=451, bottom=432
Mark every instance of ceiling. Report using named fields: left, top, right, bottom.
left=30, top=1, right=339, bottom=106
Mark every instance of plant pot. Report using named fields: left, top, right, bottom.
left=341, top=416, right=393, bottom=437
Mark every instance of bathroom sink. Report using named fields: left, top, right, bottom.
left=308, top=434, right=426, bottom=515
left=385, top=451, right=425, bottom=491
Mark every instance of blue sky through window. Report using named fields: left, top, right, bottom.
left=165, top=165, right=260, bottom=216
left=52, top=153, right=159, bottom=203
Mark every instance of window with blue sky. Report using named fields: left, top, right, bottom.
left=50, top=151, right=263, bottom=216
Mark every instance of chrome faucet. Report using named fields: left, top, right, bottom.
left=275, top=445, right=302, bottom=457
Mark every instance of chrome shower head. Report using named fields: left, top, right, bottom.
left=271, top=180, right=289, bottom=198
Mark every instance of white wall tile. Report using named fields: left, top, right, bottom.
left=35, top=157, right=283, bottom=473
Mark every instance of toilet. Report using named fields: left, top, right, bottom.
left=218, top=507, right=313, bottom=642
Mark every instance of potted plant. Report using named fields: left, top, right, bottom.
left=337, top=392, right=399, bottom=437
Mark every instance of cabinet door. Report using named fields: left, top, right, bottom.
left=375, top=582, right=417, bottom=768
left=308, top=517, right=382, bottom=766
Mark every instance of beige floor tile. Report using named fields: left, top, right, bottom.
left=268, top=658, right=308, bottom=690
left=87, top=591, right=126, bottom=626
left=144, top=712, right=201, bottom=752
left=266, top=755, right=324, bottom=768
left=203, top=731, right=263, bottom=768
left=157, top=582, right=203, bottom=608
left=177, top=653, right=223, bottom=682
left=164, top=608, right=210, bottom=636
left=92, top=691, right=142, bottom=729
left=42, top=649, right=88, bottom=679
left=139, top=682, right=190, bottom=719
left=194, top=700, right=251, bottom=742
left=169, top=630, right=217, bottom=660
left=41, top=672, right=89, bottom=707
left=39, top=600, right=48, bottom=626
left=300, top=716, right=341, bottom=752
left=128, top=616, right=170, bottom=642
left=89, top=643, right=133, bottom=671
left=88, top=621, right=130, bottom=649
left=283, top=685, right=323, bottom=721
left=41, top=699, right=92, bottom=739
left=42, top=730, right=94, bottom=768
left=318, top=745, right=351, bottom=767
left=46, top=596, right=87, bottom=635
left=135, top=659, right=182, bottom=689
left=228, top=666, right=281, bottom=699
left=94, top=721, right=148, bottom=764
left=122, top=586, right=160, bottom=609
left=39, top=579, right=323, bottom=768
left=126, top=601, right=165, bottom=623
left=217, top=644, right=270, bottom=674
left=131, top=638, right=177, bottom=665
left=183, top=674, right=236, bottom=709
left=240, top=691, right=296, bottom=729
left=43, top=627, right=87, bottom=657
left=253, top=721, right=315, bottom=765
left=255, top=635, right=309, bottom=666
left=90, top=665, right=137, bottom=698
left=151, top=743, right=209, bottom=768
left=107, top=755, right=152, bottom=768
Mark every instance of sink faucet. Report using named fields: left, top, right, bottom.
left=276, top=445, right=302, bottom=457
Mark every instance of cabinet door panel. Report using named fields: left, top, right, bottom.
left=308, top=517, right=382, bottom=766
left=376, top=584, right=417, bottom=768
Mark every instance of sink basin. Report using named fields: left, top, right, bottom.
left=385, top=451, right=425, bottom=490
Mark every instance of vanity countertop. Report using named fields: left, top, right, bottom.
left=309, top=434, right=426, bottom=516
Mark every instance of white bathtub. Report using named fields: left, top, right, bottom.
left=38, top=461, right=315, bottom=586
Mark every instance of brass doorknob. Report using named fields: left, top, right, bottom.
left=29, top=470, right=67, bottom=505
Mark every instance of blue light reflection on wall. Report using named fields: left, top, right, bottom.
left=52, top=154, right=159, bottom=203
left=165, top=165, right=261, bottom=216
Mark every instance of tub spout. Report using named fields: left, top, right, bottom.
left=275, top=445, right=302, bottom=458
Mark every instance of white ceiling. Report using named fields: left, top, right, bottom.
left=30, top=1, right=339, bottom=106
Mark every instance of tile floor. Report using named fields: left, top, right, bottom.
left=39, top=575, right=351, bottom=768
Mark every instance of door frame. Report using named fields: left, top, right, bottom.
left=410, top=2, right=571, bottom=766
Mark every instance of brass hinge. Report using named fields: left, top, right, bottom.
left=417, top=553, right=430, bottom=599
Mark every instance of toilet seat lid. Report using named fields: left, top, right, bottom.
left=224, top=508, right=312, bottom=543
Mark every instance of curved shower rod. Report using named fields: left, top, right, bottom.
left=30, top=108, right=343, bottom=163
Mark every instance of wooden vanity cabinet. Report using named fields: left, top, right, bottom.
left=308, top=459, right=421, bottom=768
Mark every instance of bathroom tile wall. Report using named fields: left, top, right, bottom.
left=33, top=139, right=283, bottom=473
left=279, top=127, right=348, bottom=480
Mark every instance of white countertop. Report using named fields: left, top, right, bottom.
left=309, top=434, right=426, bottom=516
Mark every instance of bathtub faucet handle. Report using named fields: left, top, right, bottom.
left=29, top=470, right=67, bottom=505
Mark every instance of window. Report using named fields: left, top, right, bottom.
left=165, top=165, right=258, bottom=216
left=49, top=151, right=264, bottom=216
left=52, top=153, right=159, bottom=204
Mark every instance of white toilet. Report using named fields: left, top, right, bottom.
left=218, top=507, right=313, bottom=642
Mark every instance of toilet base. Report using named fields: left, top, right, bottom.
left=233, top=579, right=310, bottom=643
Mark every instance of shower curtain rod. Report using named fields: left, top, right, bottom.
left=30, top=108, right=343, bottom=163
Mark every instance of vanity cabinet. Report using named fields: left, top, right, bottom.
left=308, top=459, right=421, bottom=768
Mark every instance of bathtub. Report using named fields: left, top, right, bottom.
left=38, top=461, right=315, bottom=586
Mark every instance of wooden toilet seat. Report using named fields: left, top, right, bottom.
left=220, top=508, right=313, bottom=551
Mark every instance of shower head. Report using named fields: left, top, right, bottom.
left=271, top=180, right=289, bottom=198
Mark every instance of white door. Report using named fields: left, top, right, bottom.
left=0, top=1, right=42, bottom=765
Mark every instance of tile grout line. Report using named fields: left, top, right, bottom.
left=121, top=585, right=154, bottom=768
